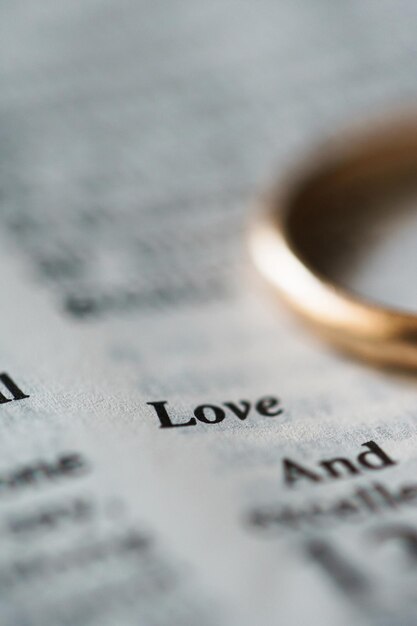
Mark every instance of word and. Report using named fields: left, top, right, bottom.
left=147, top=395, right=283, bottom=428
left=0, top=373, right=29, bottom=405
left=283, top=441, right=395, bottom=486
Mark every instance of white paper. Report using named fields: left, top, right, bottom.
left=0, top=1, right=417, bottom=624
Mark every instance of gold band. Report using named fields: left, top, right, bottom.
left=249, top=116, right=417, bottom=368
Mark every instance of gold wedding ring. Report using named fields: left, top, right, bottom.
left=249, top=115, right=417, bottom=368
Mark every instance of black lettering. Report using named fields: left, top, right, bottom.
left=147, top=401, right=196, bottom=429
left=373, top=525, right=417, bottom=562
left=354, top=486, right=379, bottom=512
left=282, top=458, right=322, bottom=486
left=306, top=540, right=370, bottom=595
left=59, top=454, right=88, bottom=476
left=399, top=484, right=417, bottom=503
left=320, top=458, right=360, bottom=479
left=372, top=482, right=398, bottom=509
left=357, top=441, right=396, bottom=470
left=331, top=499, right=360, bottom=518
left=223, top=400, right=251, bottom=421
left=194, top=404, right=225, bottom=424
left=256, top=396, right=283, bottom=417
left=0, top=373, right=29, bottom=402
left=0, top=391, right=12, bottom=405
left=9, top=467, right=41, bottom=487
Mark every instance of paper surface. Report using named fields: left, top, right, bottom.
left=1, top=1, right=417, bottom=624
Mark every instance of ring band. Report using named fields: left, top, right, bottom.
left=249, top=116, right=417, bottom=368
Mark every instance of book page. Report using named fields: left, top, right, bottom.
left=0, top=1, right=417, bottom=624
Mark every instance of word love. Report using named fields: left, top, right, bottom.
left=147, top=395, right=283, bottom=429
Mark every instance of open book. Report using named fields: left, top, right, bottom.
left=0, top=1, right=417, bottom=624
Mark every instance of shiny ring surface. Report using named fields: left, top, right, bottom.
left=249, top=116, right=417, bottom=368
